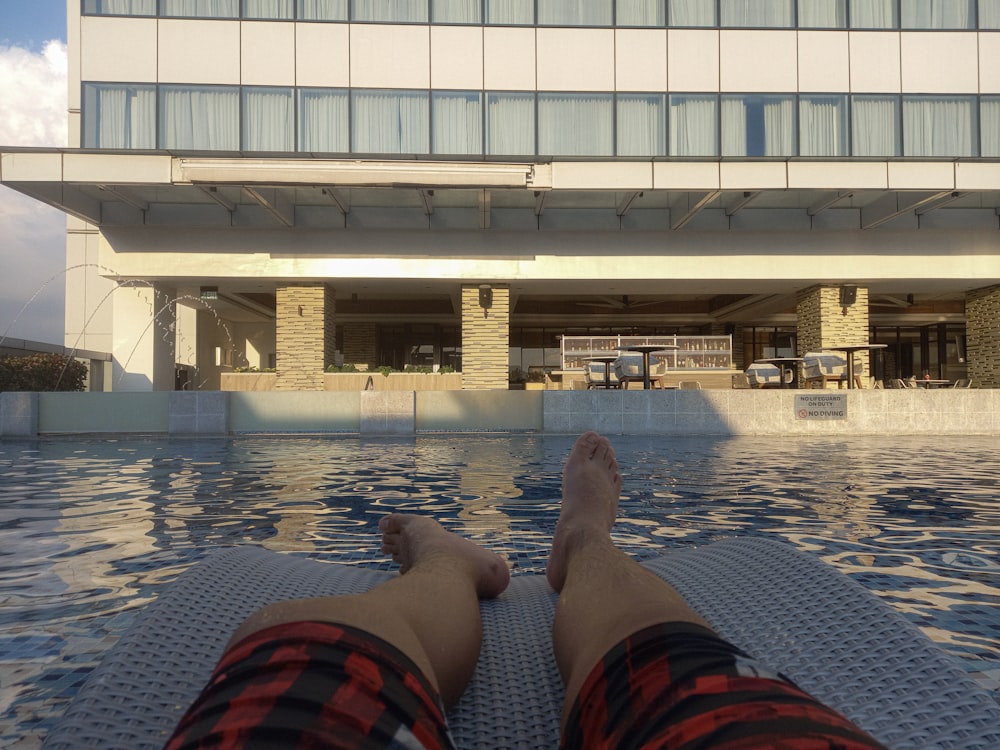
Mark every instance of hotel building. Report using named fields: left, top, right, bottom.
left=2, top=0, right=1000, bottom=391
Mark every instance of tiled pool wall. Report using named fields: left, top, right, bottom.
left=1, top=388, right=999, bottom=437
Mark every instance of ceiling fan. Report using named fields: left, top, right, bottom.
left=576, top=295, right=668, bottom=310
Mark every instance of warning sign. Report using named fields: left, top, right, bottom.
left=794, top=393, right=847, bottom=420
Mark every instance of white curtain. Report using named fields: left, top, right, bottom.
left=901, top=0, right=973, bottom=28
left=537, top=0, right=612, bottom=25
left=88, top=85, right=156, bottom=148
left=721, top=0, right=794, bottom=26
left=432, top=92, right=483, bottom=154
left=849, top=0, right=895, bottom=27
left=243, top=0, right=294, bottom=18
left=904, top=97, right=975, bottom=156
left=799, top=96, right=847, bottom=155
left=161, top=86, right=240, bottom=150
left=981, top=0, right=1000, bottom=28
left=721, top=98, right=748, bottom=155
left=980, top=98, right=1000, bottom=156
left=352, top=0, right=427, bottom=22
left=243, top=88, right=294, bottom=151
left=538, top=94, right=613, bottom=155
left=852, top=96, right=898, bottom=156
left=668, top=0, right=716, bottom=25
left=433, top=0, right=481, bottom=22
left=91, top=0, right=157, bottom=13
left=487, top=93, right=535, bottom=154
left=298, top=0, right=349, bottom=19
left=352, top=90, right=429, bottom=153
left=618, top=95, right=666, bottom=156
left=669, top=95, right=717, bottom=155
left=298, top=89, right=349, bottom=152
left=763, top=98, right=794, bottom=155
left=798, top=0, right=846, bottom=26
left=485, top=0, right=533, bottom=23
left=161, top=0, right=239, bottom=16
left=617, top=0, right=665, bottom=25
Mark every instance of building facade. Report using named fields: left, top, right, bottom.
left=3, top=0, right=1000, bottom=389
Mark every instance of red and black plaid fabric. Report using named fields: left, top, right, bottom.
left=562, top=622, right=888, bottom=750
left=165, top=621, right=455, bottom=750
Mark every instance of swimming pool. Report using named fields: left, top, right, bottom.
left=2, top=433, right=999, bottom=748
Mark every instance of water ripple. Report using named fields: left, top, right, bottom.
left=1, top=434, right=998, bottom=747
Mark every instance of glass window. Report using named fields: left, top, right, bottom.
left=617, top=94, right=667, bottom=156
left=432, top=0, right=481, bottom=22
left=799, top=95, right=848, bottom=156
left=160, top=85, right=240, bottom=150
left=617, top=0, right=665, bottom=25
left=298, top=0, right=348, bottom=19
left=903, top=96, right=977, bottom=157
left=981, top=0, right=1000, bottom=27
left=432, top=92, right=483, bottom=154
left=298, top=89, right=349, bottom=152
left=485, top=0, right=533, bottom=23
left=849, top=0, right=896, bottom=27
left=851, top=95, right=900, bottom=156
left=351, top=0, right=428, bottom=21
left=720, top=0, right=794, bottom=27
left=798, top=0, right=846, bottom=26
left=242, top=87, right=294, bottom=151
left=486, top=92, right=535, bottom=155
left=537, top=0, right=612, bottom=25
left=668, top=0, right=716, bottom=25
left=83, top=83, right=156, bottom=149
left=352, top=90, right=429, bottom=153
left=83, top=0, right=156, bottom=14
left=243, top=0, right=294, bottom=18
left=721, top=94, right=795, bottom=157
left=669, top=94, right=718, bottom=156
left=981, top=97, right=1000, bottom=157
left=538, top=93, right=613, bottom=155
left=161, top=0, right=239, bottom=17
left=901, top=0, right=974, bottom=28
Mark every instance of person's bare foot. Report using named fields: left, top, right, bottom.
left=547, top=431, right=623, bottom=592
left=379, top=514, right=510, bottom=599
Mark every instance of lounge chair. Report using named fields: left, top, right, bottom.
left=41, top=539, right=1000, bottom=750
left=613, top=355, right=661, bottom=389
left=745, top=362, right=790, bottom=388
left=584, top=361, right=618, bottom=389
left=802, top=351, right=850, bottom=388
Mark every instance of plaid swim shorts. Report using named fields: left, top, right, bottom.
left=561, top=621, right=888, bottom=750
left=164, top=620, right=455, bottom=750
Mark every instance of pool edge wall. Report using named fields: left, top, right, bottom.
left=2, top=389, right=998, bottom=437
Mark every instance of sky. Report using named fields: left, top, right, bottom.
left=0, top=0, right=69, bottom=344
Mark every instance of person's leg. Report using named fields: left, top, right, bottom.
left=228, top=514, right=510, bottom=708
left=547, top=431, right=710, bottom=716
left=548, top=432, right=887, bottom=750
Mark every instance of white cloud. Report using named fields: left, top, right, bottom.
left=0, top=41, right=68, bottom=344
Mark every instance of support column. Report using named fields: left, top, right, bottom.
left=966, top=284, right=1000, bottom=388
left=112, top=283, right=176, bottom=392
left=343, top=323, right=378, bottom=371
left=276, top=283, right=335, bottom=391
left=796, top=285, right=871, bottom=382
left=461, top=284, right=509, bottom=390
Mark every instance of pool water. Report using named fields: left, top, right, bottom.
left=2, top=433, right=999, bottom=748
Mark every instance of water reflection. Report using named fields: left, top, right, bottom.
left=0, top=434, right=998, bottom=747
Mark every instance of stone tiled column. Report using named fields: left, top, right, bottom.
left=966, top=284, right=1000, bottom=388
left=275, top=283, right=335, bottom=391
left=461, top=284, right=509, bottom=390
left=343, top=323, right=378, bottom=371
left=796, top=285, right=871, bottom=381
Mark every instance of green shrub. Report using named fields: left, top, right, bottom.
left=0, top=353, right=88, bottom=392
left=325, top=363, right=359, bottom=373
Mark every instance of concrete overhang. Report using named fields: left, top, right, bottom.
left=3, top=149, right=1000, bottom=236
